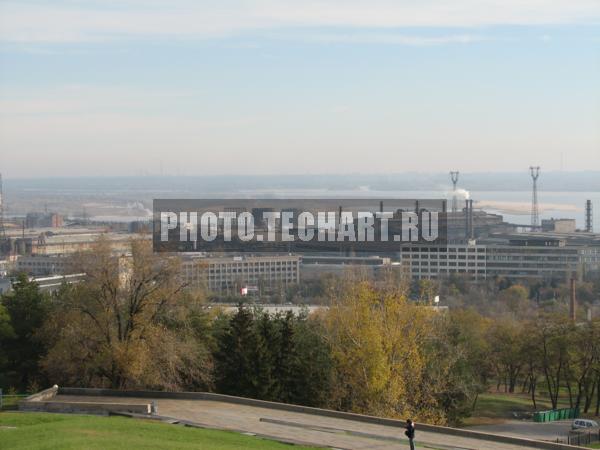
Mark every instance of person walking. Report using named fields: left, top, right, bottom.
left=405, top=419, right=415, bottom=450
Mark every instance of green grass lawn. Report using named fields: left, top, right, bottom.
left=464, top=391, right=574, bottom=426
left=474, top=393, right=548, bottom=417
left=0, top=412, right=320, bottom=450
left=0, top=395, right=29, bottom=411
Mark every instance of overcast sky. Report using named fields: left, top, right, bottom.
left=0, top=1, right=599, bottom=178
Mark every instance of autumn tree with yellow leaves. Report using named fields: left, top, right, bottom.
left=322, top=281, right=481, bottom=425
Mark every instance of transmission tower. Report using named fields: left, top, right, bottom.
left=450, top=171, right=459, bottom=214
left=529, top=166, right=540, bottom=229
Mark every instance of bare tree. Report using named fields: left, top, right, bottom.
left=42, top=237, right=212, bottom=390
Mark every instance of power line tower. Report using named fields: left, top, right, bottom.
left=529, top=166, right=540, bottom=229
left=0, top=173, right=6, bottom=240
left=450, top=171, right=459, bottom=214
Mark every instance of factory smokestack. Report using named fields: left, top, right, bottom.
left=469, top=199, right=474, bottom=240
left=465, top=200, right=469, bottom=239
left=570, top=277, right=577, bottom=322
left=464, top=199, right=474, bottom=240
left=585, top=200, right=593, bottom=232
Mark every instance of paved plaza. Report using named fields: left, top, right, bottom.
left=52, top=394, right=581, bottom=450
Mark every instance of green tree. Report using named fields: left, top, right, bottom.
left=253, top=311, right=278, bottom=400
left=0, top=302, right=16, bottom=387
left=536, top=315, right=572, bottom=409
left=563, top=321, right=599, bottom=411
left=289, top=311, right=332, bottom=407
left=272, top=311, right=296, bottom=403
left=488, top=318, right=525, bottom=393
left=213, top=306, right=332, bottom=407
left=497, top=285, right=529, bottom=313
left=214, top=305, right=263, bottom=397
left=1, top=273, right=50, bottom=391
left=435, top=309, right=491, bottom=422
left=521, top=322, right=543, bottom=410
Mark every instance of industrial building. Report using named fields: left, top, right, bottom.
left=0, top=273, right=86, bottom=295
left=402, top=183, right=600, bottom=281
left=541, top=218, right=577, bottom=233
left=180, top=254, right=300, bottom=294
left=400, top=235, right=599, bottom=281
left=0, top=277, right=10, bottom=295
left=16, top=254, right=70, bottom=276
left=1, top=227, right=146, bottom=257
left=400, top=243, right=487, bottom=280
left=8, top=252, right=301, bottom=295
left=0, top=259, right=8, bottom=277
left=484, top=239, right=581, bottom=280
left=25, top=212, right=64, bottom=228
left=33, top=273, right=87, bottom=293
left=300, top=255, right=392, bottom=279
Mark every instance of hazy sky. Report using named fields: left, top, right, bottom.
left=0, top=1, right=599, bottom=178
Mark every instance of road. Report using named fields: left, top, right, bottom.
left=469, top=420, right=591, bottom=444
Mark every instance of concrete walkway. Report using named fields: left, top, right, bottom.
left=469, top=420, right=574, bottom=442
left=53, top=394, right=569, bottom=450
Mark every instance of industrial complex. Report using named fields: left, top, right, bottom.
left=0, top=169, right=599, bottom=297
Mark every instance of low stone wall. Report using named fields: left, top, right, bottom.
left=20, top=400, right=151, bottom=415
left=57, top=387, right=585, bottom=450
left=20, top=385, right=151, bottom=415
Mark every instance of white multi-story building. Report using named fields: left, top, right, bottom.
left=181, top=254, right=300, bottom=293
left=400, top=243, right=487, bottom=280
left=579, top=247, right=600, bottom=273
left=400, top=238, right=599, bottom=281
left=301, top=255, right=391, bottom=280
left=485, top=243, right=580, bottom=280
left=16, top=254, right=69, bottom=276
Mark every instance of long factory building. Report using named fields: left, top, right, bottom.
left=8, top=232, right=600, bottom=288
left=400, top=234, right=600, bottom=281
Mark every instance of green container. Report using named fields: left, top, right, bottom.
left=574, top=408, right=580, bottom=418
left=561, top=409, right=568, bottom=419
left=533, top=412, right=541, bottom=422
left=551, top=410, right=558, bottom=421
